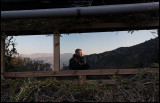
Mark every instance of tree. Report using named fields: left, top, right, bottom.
left=4, top=35, right=52, bottom=72
left=4, top=35, right=19, bottom=72
left=6, top=56, right=52, bottom=72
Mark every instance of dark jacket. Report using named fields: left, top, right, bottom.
left=69, top=54, right=89, bottom=70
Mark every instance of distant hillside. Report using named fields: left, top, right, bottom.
left=84, top=37, right=159, bottom=69
left=21, top=53, right=73, bottom=70
left=21, top=53, right=53, bottom=59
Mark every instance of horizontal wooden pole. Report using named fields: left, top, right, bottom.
left=67, top=21, right=159, bottom=30
left=2, top=21, right=159, bottom=35
left=61, top=21, right=159, bottom=34
left=2, top=68, right=159, bottom=78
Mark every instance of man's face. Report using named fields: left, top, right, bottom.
left=76, top=50, right=82, bottom=57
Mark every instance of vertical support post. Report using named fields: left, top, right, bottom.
left=158, top=28, right=159, bottom=38
left=1, top=36, right=5, bottom=74
left=79, top=75, right=86, bottom=84
left=158, top=28, right=159, bottom=65
left=54, top=30, right=60, bottom=71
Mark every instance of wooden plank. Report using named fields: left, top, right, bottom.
left=61, top=21, right=159, bottom=34
left=79, top=75, right=86, bottom=84
left=1, top=37, right=5, bottom=74
left=2, top=21, right=159, bottom=35
left=158, top=28, right=159, bottom=37
left=67, top=21, right=159, bottom=30
left=3, top=68, right=159, bottom=77
left=54, top=31, right=60, bottom=71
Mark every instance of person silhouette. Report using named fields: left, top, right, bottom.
left=69, top=49, right=89, bottom=70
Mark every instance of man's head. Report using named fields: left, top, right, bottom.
left=75, top=49, right=82, bottom=57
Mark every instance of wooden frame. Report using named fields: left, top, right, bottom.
left=1, top=21, right=159, bottom=80
left=54, top=31, right=60, bottom=71
left=1, top=21, right=159, bottom=35
left=2, top=68, right=159, bottom=84
left=2, top=68, right=159, bottom=77
left=158, top=28, right=159, bottom=38
left=1, top=37, right=5, bottom=74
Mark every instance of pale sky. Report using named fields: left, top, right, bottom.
left=10, top=29, right=158, bottom=55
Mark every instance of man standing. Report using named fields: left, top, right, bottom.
left=69, top=49, right=89, bottom=70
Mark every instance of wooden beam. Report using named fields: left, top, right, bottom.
left=158, top=28, right=159, bottom=38
left=2, top=68, right=159, bottom=77
left=60, top=21, right=159, bottom=34
left=2, top=21, right=159, bottom=35
left=54, top=31, right=60, bottom=71
left=66, top=21, right=159, bottom=30
left=1, top=36, right=5, bottom=74
left=79, top=75, right=86, bottom=84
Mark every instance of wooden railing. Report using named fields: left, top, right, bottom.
left=2, top=68, right=159, bottom=84
left=3, top=68, right=159, bottom=77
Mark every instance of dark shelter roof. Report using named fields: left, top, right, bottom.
left=1, top=0, right=159, bottom=36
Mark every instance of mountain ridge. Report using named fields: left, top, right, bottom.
left=84, top=37, right=159, bottom=69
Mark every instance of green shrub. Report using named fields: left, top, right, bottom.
left=1, top=70, right=159, bottom=102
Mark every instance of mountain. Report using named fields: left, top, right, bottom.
left=21, top=53, right=53, bottom=59
left=84, top=37, right=159, bottom=69
left=21, top=53, right=74, bottom=70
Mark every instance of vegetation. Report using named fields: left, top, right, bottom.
left=85, top=37, right=159, bottom=69
left=1, top=70, right=159, bottom=102
left=4, top=35, right=52, bottom=72
left=5, top=56, right=52, bottom=72
left=5, top=36, right=18, bottom=57
left=1, top=0, right=159, bottom=101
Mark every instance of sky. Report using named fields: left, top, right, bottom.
left=9, top=29, right=158, bottom=55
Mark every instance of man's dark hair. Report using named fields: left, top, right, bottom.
left=75, top=49, right=82, bottom=53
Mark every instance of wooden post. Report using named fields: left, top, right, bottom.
left=79, top=75, right=86, bottom=84
left=158, top=28, right=159, bottom=38
left=54, top=31, right=60, bottom=71
left=1, top=36, right=5, bottom=74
